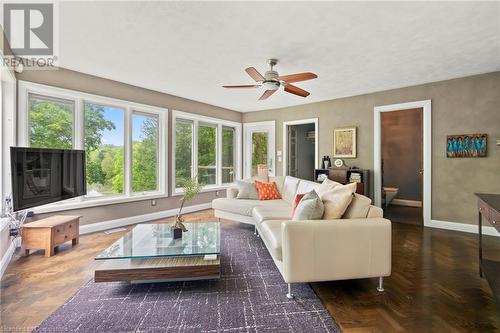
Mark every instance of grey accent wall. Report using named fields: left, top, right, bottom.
left=16, top=67, right=242, bottom=225
left=243, top=72, right=500, bottom=225
left=381, top=108, right=423, bottom=201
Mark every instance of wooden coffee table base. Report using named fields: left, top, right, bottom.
left=94, top=256, right=220, bottom=283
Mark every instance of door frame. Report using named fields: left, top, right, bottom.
left=282, top=118, right=319, bottom=176
left=373, top=100, right=431, bottom=226
left=243, top=121, right=276, bottom=179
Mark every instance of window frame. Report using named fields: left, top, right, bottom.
left=18, top=81, right=168, bottom=213
left=172, top=110, right=241, bottom=195
left=221, top=125, right=237, bottom=185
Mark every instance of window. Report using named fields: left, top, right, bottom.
left=19, top=81, right=167, bottom=212
left=132, top=113, right=159, bottom=193
left=222, top=126, right=235, bottom=184
left=29, top=94, right=75, bottom=149
left=175, top=119, right=193, bottom=188
left=172, top=110, right=241, bottom=193
left=252, top=132, right=268, bottom=176
left=198, top=123, right=217, bottom=185
left=84, top=102, right=124, bottom=197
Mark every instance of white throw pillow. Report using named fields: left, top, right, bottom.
left=236, top=180, right=259, bottom=199
left=293, top=190, right=324, bottom=220
left=316, top=178, right=342, bottom=197
left=321, top=182, right=357, bottom=219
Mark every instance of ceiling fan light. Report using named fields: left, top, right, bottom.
left=263, top=81, right=280, bottom=91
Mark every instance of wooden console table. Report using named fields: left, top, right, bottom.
left=22, top=215, right=80, bottom=257
left=475, top=193, right=500, bottom=301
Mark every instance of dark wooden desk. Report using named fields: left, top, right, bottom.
left=475, top=193, right=500, bottom=301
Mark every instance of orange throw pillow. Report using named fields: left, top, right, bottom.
left=255, top=181, right=282, bottom=200
left=291, top=193, right=306, bottom=217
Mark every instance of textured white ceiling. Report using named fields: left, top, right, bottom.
left=56, top=1, right=500, bottom=112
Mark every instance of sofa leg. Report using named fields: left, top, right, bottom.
left=217, top=217, right=221, bottom=222
left=254, top=225, right=258, bottom=236
left=377, top=276, right=385, bottom=292
left=286, top=283, right=294, bottom=299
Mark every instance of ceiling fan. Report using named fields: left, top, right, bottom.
left=222, top=59, right=318, bottom=100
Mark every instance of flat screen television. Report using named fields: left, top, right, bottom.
left=10, top=147, right=87, bottom=211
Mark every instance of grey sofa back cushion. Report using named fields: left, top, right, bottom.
left=236, top=180, right=259, bottom=199
left=282, top=176, right=301, bottom=203
left=292, top=190, right=324, bottom=220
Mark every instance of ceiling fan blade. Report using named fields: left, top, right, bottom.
left=284, top=84, right=310, bottom=97
left=259, top=89, right=277, bottom=100
left=222, top=84, right=260, bottom=88
left=279, top=72, right=318, bottom=83
left=245, top=67, right=265, bottom=82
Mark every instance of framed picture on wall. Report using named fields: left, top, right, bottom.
left=333, top=127, right=357, bottom=158
left=446, top=133, right=487, bottom=157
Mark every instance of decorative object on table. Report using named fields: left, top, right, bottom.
left=317, top=173, right=328, bottom=182
left=349, top=172, right=362, bottom=183
left=446, top=133, right=487, bottom=158
left=321, top=156, right=330, bottom=169
left=174, top=176, right=202, bottom=239
left=334, top=159, right=344, bottom=168
left=333, top=127, right=357, bottom=158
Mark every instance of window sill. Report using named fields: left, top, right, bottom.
left=32, top=192, right=168, bottom=214
left=172, top=184, right=233, bottom=197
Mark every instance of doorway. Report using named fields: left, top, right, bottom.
left=283, top=119, right=318, bottom=181
left=374, top=100, right=432, bottom=226
left=243, top=121, right=276, bottom=179
left=381, top=108, right=423, bottom=225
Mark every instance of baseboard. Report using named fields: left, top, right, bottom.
left=427, top=219, right=499, bottom=237
left=79, top=202, right=212, bottom=235
left=391, top=199, right=422, bottom=208
left=0, top=240, right=15, bottom=279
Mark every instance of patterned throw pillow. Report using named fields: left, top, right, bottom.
left=254, top=181, right=282, bottom=200
left=291, top=193, right=306, bottom=217
left=292, top=190, right=324, bottom=220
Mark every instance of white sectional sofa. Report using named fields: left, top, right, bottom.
left=212, top=176, right=392, bottom=298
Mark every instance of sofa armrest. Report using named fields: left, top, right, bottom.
left=281, top=218, right=391, bottom=283
left=227, top=186, right=239, bottom=199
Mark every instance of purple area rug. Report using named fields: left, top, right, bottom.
left=34, top=223, right=339, bottom=332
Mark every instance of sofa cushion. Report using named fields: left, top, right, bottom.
left=343, top=194, right=372, bottom=219
left=212, top=198, right=258, bottom=216
left=235, top=180, right=258, bottom=199
left=282, top=176, right=301, bottom=203
left=291, top=193, right=306, bottom=217
left=270, top=176, right=285, bottom=196
left=255, top=181, right=282, bottom=200
left=321, top=182, right=357, bottom=219
left=316, top=178, right=342, bottom=196
left=293, top=190, right=324, bottom=220
left=212, top=198, right=290, bottom=217
left=296, top=179, right=320, bottom=195
left=259, top=220, right=283, bottom=261
left=252, top=206, right=292, bottom=225
left=367, top=205, right=384, bottom=218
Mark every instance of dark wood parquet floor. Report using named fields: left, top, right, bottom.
left=1, top=209, right=499, bottom=332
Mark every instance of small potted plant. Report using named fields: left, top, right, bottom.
left=172, top=176, right=202, bottom=239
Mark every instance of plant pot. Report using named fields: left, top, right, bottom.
left=171, top=226, right=183, bottom=239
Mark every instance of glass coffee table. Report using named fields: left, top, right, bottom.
left=94, top=221, right=220, bottom=283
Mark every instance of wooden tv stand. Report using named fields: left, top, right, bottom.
left=22, top=215, right=80, bottom=257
